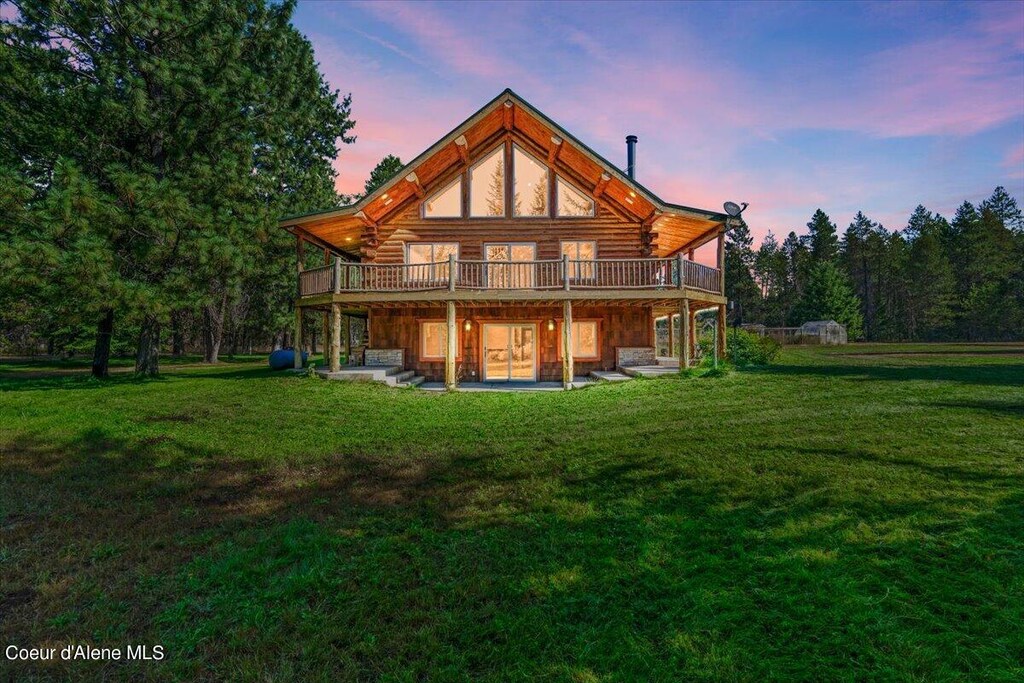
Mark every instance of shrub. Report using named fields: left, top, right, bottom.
left=727, top=328, right=780, bottom=367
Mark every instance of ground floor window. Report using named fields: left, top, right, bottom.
left=560, top=320, right=599, bottom=360
left=420, top=320, right=450, bottom=359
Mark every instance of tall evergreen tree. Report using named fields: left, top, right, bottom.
left=0, top=0, right=354, bottom=374
left=806, top=209, right=839, bottom=263
left=791, top=261, right=863, bottom=339
left=723, top=221, right=760, bottom=325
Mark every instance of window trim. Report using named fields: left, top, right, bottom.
left=467, top=142, right=508, bottom=219
left=511, top=143, right=550, bottom=219
left=555, top=175, right=596, bottom=218
left=556, top=319, right=601, bottom=361
left=418, top=319, right=464, bottom=361
left=405, top=242, right=460, bottom=282
left=421, top=176, right=464, bottom=219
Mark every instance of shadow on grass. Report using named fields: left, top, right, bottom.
left=0, top=364, right=279, bottom=392
left=752, top=362, right=1024, bottom=388
left=2, top=425, right=1022, bottom=680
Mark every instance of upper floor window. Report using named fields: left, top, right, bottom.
left=407, top=242, right=458, bottom=281
left=556, top=176, right=595, bottom=217
left=469, top=147, right=505, bottom=217
left=513, top=145, right=548, bottom=217
left=424, top=177, right=462, bottom=218
left=561, top=240, right=597, bottom=280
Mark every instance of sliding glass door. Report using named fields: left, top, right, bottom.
left=482, top=323, right=536, bottom=381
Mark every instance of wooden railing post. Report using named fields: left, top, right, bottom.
left=448, top=254, right=457, bottom=292
left=677, top=253, right=686, bottom=289
left=562, top=254, right=571, bottom=291
left=333, top=257, right=341, bottom=294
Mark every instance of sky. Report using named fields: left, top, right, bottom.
left=292, top=0, right=1024, bottom=247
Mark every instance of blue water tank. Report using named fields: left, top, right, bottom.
left=268, top=348, right=308, bottom=370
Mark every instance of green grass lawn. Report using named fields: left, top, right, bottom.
left=1, top=345, right=1022, bottom=681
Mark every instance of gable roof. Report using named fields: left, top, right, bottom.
left=280, top=88, right=728, bottom=257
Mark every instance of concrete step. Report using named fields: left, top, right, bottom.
left=619, top=365, right=681, bottom=378
left=393, top=369, right=416, bottom=383
left=590, top=370, right=633, bottom=382
left=397, top=375, right=426, bottom=388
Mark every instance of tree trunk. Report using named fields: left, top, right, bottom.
left=92, top=308, right=114, bottom=379
left=171, top=311, right=185, bottom=357
left=135, top=316, right=161, bottom=376
left=202, top=307, right=222, bottom=363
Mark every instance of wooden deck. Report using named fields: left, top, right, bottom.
left=297, top=255, right=724, bottom=306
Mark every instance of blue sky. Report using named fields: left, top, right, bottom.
left=293, top=0, right=1024, bottom=246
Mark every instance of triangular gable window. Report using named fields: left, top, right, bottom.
left=513, top=145, right=548, bottom=217
left=469, top=147, right=505, bottom=217
left=424, top=177, right=462, bottom=218
left=556, top=176, right=595, bottom=217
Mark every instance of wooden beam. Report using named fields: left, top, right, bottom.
left=503, top=100, right=514, bottom=130
left=354, top=210, right=377, bottom=230
left=547, top=135, right=563, bottom=164
left=562, top=300, right=573, bottom=389
left=293, top=306, right=303, bottom=369
left=454, top=135, right=469, bottom=164
left=405, top=172, right=425, bottom=198
left=445, top=301, right=457, bottom=390
left=330, top=303, right=341, bottom=372
left=593, top=173, right=611, bottom=198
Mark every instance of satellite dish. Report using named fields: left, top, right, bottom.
left=724, top=201, right=747, bottom=217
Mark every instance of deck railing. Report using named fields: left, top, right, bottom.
left=298, top=255, right=722, bottom=297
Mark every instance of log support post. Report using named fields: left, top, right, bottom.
left=680, top=299, right=691, bottom=370
left=330, top=303, right=341, bottom=372
left=445, top=301, right=457, bottom=391
left=562, top=300, right=574, bottom=389
left=293, top=306, right=303, bottom=369
left=689, top=307, right=697, bottom=361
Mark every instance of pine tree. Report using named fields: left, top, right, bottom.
left=724, top=222, right=760, bottom=325
left=791, top=261, right=863, bottom=339
left=364, top=155, right=404, bottom=195
left=781, top=231, right=810, bottom=324
left=0, top=0, right=354, bottom=374
left=806, top=209, right=839, bottom=263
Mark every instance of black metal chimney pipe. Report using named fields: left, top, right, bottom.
left=625, top=135, right=638, bottom=179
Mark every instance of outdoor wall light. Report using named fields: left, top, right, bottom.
left=464, top=319, right=472, bottom=332
left=547, top=319, right=555, bottom=331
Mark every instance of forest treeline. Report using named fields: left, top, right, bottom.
left=726, top=188, right=1024, bottom=341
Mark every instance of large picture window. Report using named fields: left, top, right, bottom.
left=561, top=240, right=596, bottom=280
left=559, top=320, right=599, bottom=360
left=513, top=145, right=548, bottom=217
left=556, top=176, right=595, bottom=217
left=406, top=243, right=458, bottom=281
left=423, top=177, right=462, bottom=218
left=469, top=147, right=505, bottom=217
